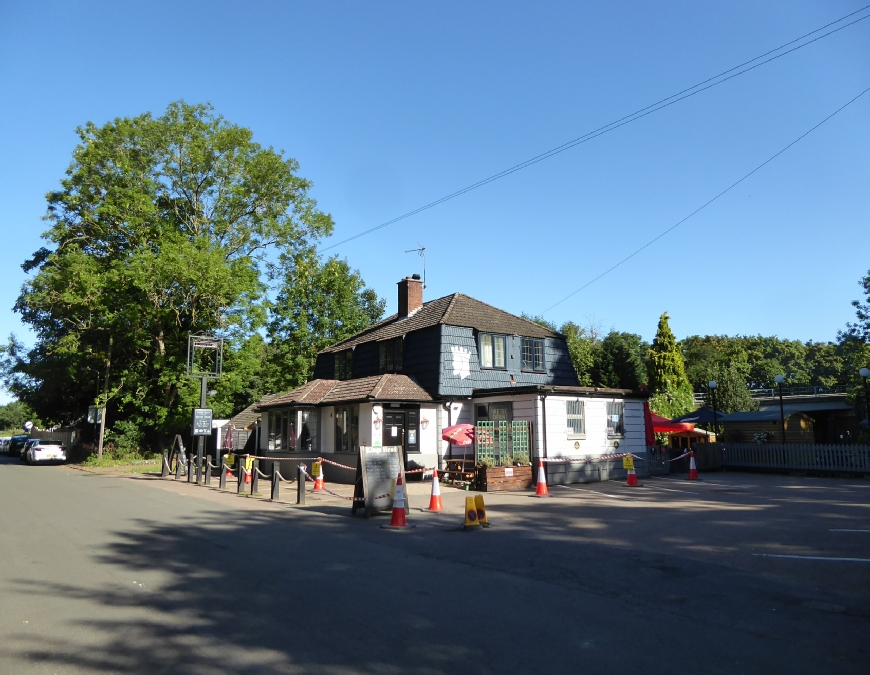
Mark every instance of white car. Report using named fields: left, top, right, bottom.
left=24, top=439, right=67, bottom=464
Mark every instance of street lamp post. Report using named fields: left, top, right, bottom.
left=774, top=375, right=786, bottom=443
left=709, top=380, right=719, bottom=441
left=860, top=368, right=870, bottom=438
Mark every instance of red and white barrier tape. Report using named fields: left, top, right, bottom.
left=404, top=467, right=435, bottom=474
left=318, top=457, right=357, bottom=471
left=542, top=452, right=645, bottom=463
left=298, top=466, right=390, bottom=502
left=667, top=451, right=691, bottom=463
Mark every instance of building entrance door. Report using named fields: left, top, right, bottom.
left=382, top=408, right=420, bottom=466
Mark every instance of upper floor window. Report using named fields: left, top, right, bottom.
left=334, top=350, right=353, bottom=380
left=566, top=400, right=585, bottom=437
left=521, top=338, right=545, bottom=371
left=379, top=337, right=403, bottom=373
left=480, top=333, right=506, bottom=369
left=607, top=401, right=625, bottom=437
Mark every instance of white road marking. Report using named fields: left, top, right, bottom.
left=829, top=529, right=870, bottom=533
left=753, top=553, right=870, bottom=563
left=556, top=485, right=633, bottom=501
left=644, top=484, right=700, bottom=495
left=650, top=476, right=739, bottom=488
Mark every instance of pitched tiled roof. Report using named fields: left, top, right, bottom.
left=229, top=393, right=281, bottom=429
left=258, top=374, right=433, bottom=410
left=320, top=293, right=559, bottom=353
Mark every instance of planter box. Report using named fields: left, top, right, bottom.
left=476, top=465, right=534, bottom=492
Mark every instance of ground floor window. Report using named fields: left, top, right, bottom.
left=334, top=405, right=359, bottom=452
left=268, top=408, right=316, bottom=452
left=607, top=401, right=624, bottom=437
left=566, top=400, right=585, bottom=437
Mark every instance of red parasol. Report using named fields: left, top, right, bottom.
left=643, top=401, right=656, bottom=446
left=649, top=409, right=695, bottom=434
left=442, top=423, right=475, bottom=446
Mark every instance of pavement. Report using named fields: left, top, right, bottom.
left=1, top=455, right=868, bottom=674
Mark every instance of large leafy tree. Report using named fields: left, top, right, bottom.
left=591, top=331, right=648, bottom=390
left=266, top=249, right=385, bottom=392
left=647, top=312, right=693, bottom=418
left=7, top=101, right=333, bottom=446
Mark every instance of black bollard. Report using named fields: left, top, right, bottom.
left=195, top=454, right=203, bottom=484
left=162, top=450, right=169, bottom=478
left=271, top=468, right=280, bottom=501
left=219, top=456, right=227, bottom=490
left=204, top=457, right=212, bottom=486
left=175, top=455, right=184, bottom=480
left=251, top=459, right=260, bottom=495
left=297, top=464, right=306, bottom=505
left=237, top=459, right=245, bottom=494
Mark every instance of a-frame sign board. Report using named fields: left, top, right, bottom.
left=351, top=446, right=410, bottom=518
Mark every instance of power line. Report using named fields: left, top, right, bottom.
left=540, top=86, right=870, bottom=315
left=320, top=6, right=870, bottom=252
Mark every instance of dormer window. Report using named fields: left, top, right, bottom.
left=480, top=333, right=506, bottom=369
left=521, top=338, right=545, bottom=372
left=379, top=337, right=403, bottom=373
left=334, top=350, right=353, bottom=380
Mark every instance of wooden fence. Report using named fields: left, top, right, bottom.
left=719, top=443, right=870, bottom=474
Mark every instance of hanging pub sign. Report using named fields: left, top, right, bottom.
left=352, top=446, right=408, bottom=518
left=192, top=408, right=213, bottom=437
left=87, top=406, right=104, bottom=424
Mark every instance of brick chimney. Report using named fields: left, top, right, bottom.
left=397, top=274, right=423, bottom=318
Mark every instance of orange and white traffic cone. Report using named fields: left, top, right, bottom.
left=243, top=456, right=252, bottom=484
left=312, top=460, right=325, bottom=492
left=533, top=460, right=550, bottom=497
left=688, top=451, right=699, bottom=480
left=626, top=468, right=638, bottom=486
left=427, top=470, right=443, bottom=512
left=381, top=472, right=415, bottom=530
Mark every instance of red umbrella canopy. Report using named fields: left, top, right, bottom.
left=649, top=410, right=695, bottom=433
left=442, top=423, right=475, bottom=446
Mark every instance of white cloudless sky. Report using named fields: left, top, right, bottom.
left=0, top=1, right=868, bottom=403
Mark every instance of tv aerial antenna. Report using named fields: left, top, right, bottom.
left=405, top=243, right=426, bottom=289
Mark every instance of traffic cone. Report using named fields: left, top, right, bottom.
left=533, top=460, right=550, bottom=497
left=313, top=460, right=325, bottom=492
left=626, top=468, right=638, bottom=486
left=688, top=451, right=699, bottom=480
left=243, top=456, right=252, bottom=484
left=427, top=470, right=443, bottom=512
left=462, top=496, right=481, bottom=530
left=381, top=472, right=415, bottom=530
left=474, top=495, right=490, bottom=528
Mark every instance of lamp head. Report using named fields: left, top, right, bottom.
left=774, top=375, right=784, bottom=385
left=860, top=367, right=870, bottom=379
left=708, top=380, right=718, bottom=389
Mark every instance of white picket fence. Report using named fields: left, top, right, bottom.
left=722, top=443, right=870, bottom=474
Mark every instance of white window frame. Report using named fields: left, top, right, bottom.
left=606, top=401, right=625, bottom=438
left=566, top=400, right=585, bottom=439
left=480, top=333, right=506, bottom=369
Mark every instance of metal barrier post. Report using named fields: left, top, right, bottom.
left=195, top=453, right=203, bottom=484
left=237, top=460, right=244, bottom=494
left=271, top=468, right=280, bottom=501
left=219, top=456, right=227, bottom=490
left=162, top=450, right=169, bottom=478
left=251, top=459, right=260, bottom=495
left=187, top=456, right=195, bottom=483
left=297, top=464, right=306, bottom=505
left=175, top=456, right=184, bottom=480
left=204, top=457, right=212, bottom=486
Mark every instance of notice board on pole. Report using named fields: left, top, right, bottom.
left=352, top=446, right=408, bottom=517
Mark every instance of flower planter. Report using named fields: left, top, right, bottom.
left=476, top=465, right=534, bottom=492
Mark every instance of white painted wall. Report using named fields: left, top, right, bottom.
left=419, top=404, right=438, bottom=455
left=358, top=403, right=374, bottom=447
left=320, top=405, right=335, bottom=455
left=259, top=413, right=269, bottom=451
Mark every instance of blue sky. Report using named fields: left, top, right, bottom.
left=1, top=1, right=868, bottom=401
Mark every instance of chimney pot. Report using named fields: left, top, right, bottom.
left=397, top=275, right=424, bottom=317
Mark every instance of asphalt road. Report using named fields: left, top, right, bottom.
left=1, top=456, right=868, bottom=674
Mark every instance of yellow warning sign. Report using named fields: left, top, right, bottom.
left=225, top=453, right=235, bottom=467
left=312, top=461, right=321, bottom=477
left=474, top=495, right=490, bottom=528
left=622, top=455, right=634, bottom=470
left=463, top=496, right=481, bottom=530
left=244, top=456, right=254, bottom=471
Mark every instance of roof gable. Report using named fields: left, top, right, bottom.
left=320, top=293, right=559, bottom=354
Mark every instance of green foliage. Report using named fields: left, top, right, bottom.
left=647, top=313, right=693, bottom=418
left=591, top=332, right=648, bottom=390
left=560, top=321, right=596, bottom=386
left=841, top=268, right=870, bottom=343
left=266, top=249, right=385, bottom=392
left=0, top=400, right=40, bottom=433
left=7, top=101, right=334, bottom=448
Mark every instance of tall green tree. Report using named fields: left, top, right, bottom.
left=6, top=101, right=333, bottom=447
left=591, top=332, right=648, bottom=390
left=647, top=312, right=693, bottom=418
left=266, top=249, right=385, bottom=392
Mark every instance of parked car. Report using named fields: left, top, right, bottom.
left=7, top=435, right=30, bottom=458
left=0, top=437, right=10, bottom=455
left=20, top=439, right=38, bottom=463
left=23, top=439, right=66, bottom=465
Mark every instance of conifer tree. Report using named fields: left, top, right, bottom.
left=647, top=312, right=694, bottom=418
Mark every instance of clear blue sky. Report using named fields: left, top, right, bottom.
left=1, top=1, right=868, bottom=400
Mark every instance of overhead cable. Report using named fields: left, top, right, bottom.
left=320, top=6, right=870, bottom=252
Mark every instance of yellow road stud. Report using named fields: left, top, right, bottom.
left=462, top=496, right=481, bottom=530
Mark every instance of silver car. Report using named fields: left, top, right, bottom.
left=24, top=439, right=67, bottom=464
